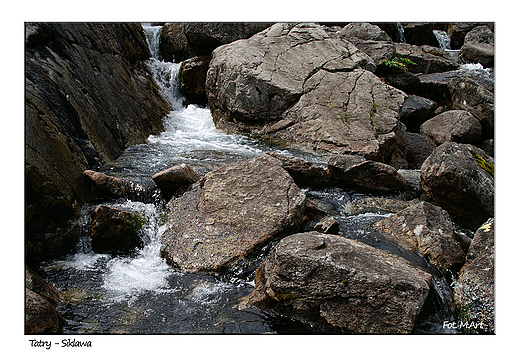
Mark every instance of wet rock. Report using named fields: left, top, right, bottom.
left=160, top=153, right=308, bottom=273
left=420, top=110, right=482, bottom=145
left=404, top=132, right=436, bottom=169
left=339, top=22, right=395, bottom=63
left=84, top=170, right=143, bottom=200
left=461, top=25, right=494, bottom=68
left=453, top=218, right=494, bottom=334
left=342, top=197, right=421, bottom=216
left=265, top=152, right=331, bottom=188
left=159, top=22, right=194, bottom=62
left=152, top=163, right=199, bottom=200
left=314, top=216, right=340, bottom=234
left=179, top=55, right=211, bottom=105
left=247, top=232, right=432, bottom=333
left=26, top=266, right=62, bottom=307
left=90, top=205, right=143, bottom=254
left=374, top=202, right=466, bottom=274
left=420, top=142, right=494, bottom=230
left=328, top=154, right=412, bottom=193
left=26, top=288, right=66, bottom=334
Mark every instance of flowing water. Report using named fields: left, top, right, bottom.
left=37, top=24, right=459, bottom=334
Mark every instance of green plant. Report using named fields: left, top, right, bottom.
left=379, top=54, right=417, bottom=73
left=470, top=150, right=494, bottom=178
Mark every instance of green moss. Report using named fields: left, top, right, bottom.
left=134, top=215, right=146, bottom=231
left=470, top=150, right=494, bottom=178
left=281, top=293, right=297, bottom=301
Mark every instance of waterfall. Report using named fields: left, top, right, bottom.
left=396, top=23, right=406, bottom=43
left=433, top=30, right=452, bottom=50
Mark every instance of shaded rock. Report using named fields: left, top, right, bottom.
left=417, top=68, right=494, bottom=139
left=26, top=266, right=62, bottom=307
left=339, top=22, right=396, bottom=63
left=447, top=23, right=494, bottom=50
left=160, top=153, right=308, bottom=273
left=401, top=22, right=443, bottom=47
left=265, top=152, right=331, bottom=188
left=404, top=132, right=436, bottom=169
left=420, top=110, right=482, bottom=145
left=90, top=205, right=143, bottom=254
left=328, top=154, right=412, bottom=193
left=374, top=202, right=465, bottom=274
left=152, top=163, right=199, bottom=200
left=84, top=170, right=144, bottom=200
left=314, top=216, right=340, bottom=234
left=25, top=289, right=66, bottom=334
left=25, top=23, right=170, bottom=261
left=453, top=218, right=494, bottom=333
left=179, top=55, right=211, bottom=105
left=159, top=22, right=194, bottom=62
left=247, top=232, right=432, bottom=333
left=420, top=142, right=494, bottom=230
left=395, top=43, right=459, bottom=74
left=182, top=22, right=273, bottom=55
left=461, top=25, right=494, bottom=68
left=400, top=94, right=438, bottom=133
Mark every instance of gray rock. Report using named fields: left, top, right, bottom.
left=404, top=132, right=436, bottom=169
left=314, top=216, right=340, bottom=234
left=453, top=218, right=494, bottom=333
left=160, top=153, right=308, bottom=273
left=395, top=43, right=460, bottom=74
left=374, top=202, right=466, bottom=274
left=400, top=94, right=438, bottom=132
left=461, top=25, right=494, bottom=68
left=328, top=154, right=412, bottom=193
left=420, top=142, right=494, bottom=230
left=265, top=152, right=331, bottom=188
left=247, top=232, right=432, bottom=333
left=339, top=22, right=396, bottom=63
left=420, top=110, right=482, bottom=145
left=159, top=22, right=194, bottom=62
left=25, top=289, right=66, bottom=334
left=152, top=163, right=199, bottom=200
left=26, top=266, right=62, bottom=307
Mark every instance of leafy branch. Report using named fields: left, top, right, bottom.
left=379, top=54, right=417, bottom=73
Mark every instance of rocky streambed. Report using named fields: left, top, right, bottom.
left=25, top=22, right=494, bottom=334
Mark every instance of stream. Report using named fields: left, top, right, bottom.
left=36, top=24, right=460, bottom=334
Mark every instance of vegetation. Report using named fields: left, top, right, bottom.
left=379, top=54, right=417, bottom=73
left=470, top=150, right=494, bottom=177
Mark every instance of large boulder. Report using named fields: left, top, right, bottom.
left=328, top=154, right=412, bottom=193
left=460, top=25, right=494, bottom=68
left=339, top=22, right=395, bottom=63
left=90, top=205, right=144, bottom=254
left=420, top=110, right=482, bottom=145
left=420, top=142, right=494, bottom=230
left=394, top=43, right=460, bottom=74
left=25, top=289, right=66, bottom=334
left=453, top=218, right=494, bottom=333
left=374, top=202, right=466, bottom=274
left=399, top=94, right=438, bottom=133
left=26, top=266, right=62, bottom=307
left=403, top=132, right=436, bottom=169
left=159, top=22, right=194, bottom=62
left=265, top=152, right=331, bottom=188
left=179, top=55, right=211, bottom=105
left=83, top=170, right=144, bottom=201
left=247, top=232, right=432, bottom=333
left=25, top=23, right=171, bottom=261
left=160, top=153, right=309, bottom=273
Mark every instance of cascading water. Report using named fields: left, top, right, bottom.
left=37, top=23, right=459, bottom=334
left=433, top=29, right=452, bottom=50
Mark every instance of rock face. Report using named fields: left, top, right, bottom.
left=461, top=25, right=494, bottom=68
left=420, top=110, right=482, bottom=145
left=247, top=232, right=432, bottom=333
left=160, top=153, right=308, bottom=273
left=90, top=205, right=143, bottom=254
left=25, top=23, right=170, bottom=261
left=420, top=142, right=494, bottom=230
left=454, top=218, right=494, bottom=333
left=374, top=202, right=466, bottom=274
left=25, top=267, right=65, bottom=334
left=328, top=154, right=412, bottom=193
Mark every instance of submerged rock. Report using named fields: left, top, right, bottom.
left=160, top=153, right=309, bottom=273
left=420, top=142, right=494, bottom=230
left=374, top=202, right=466, bottom=274
left=453, top=218, right=494, bottom=334
left=247, top=232, right=432, bottom=333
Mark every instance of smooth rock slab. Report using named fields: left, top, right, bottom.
left=247, top=232, right=432, bottom=334
left=160, top=153, right=307, bottom=273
